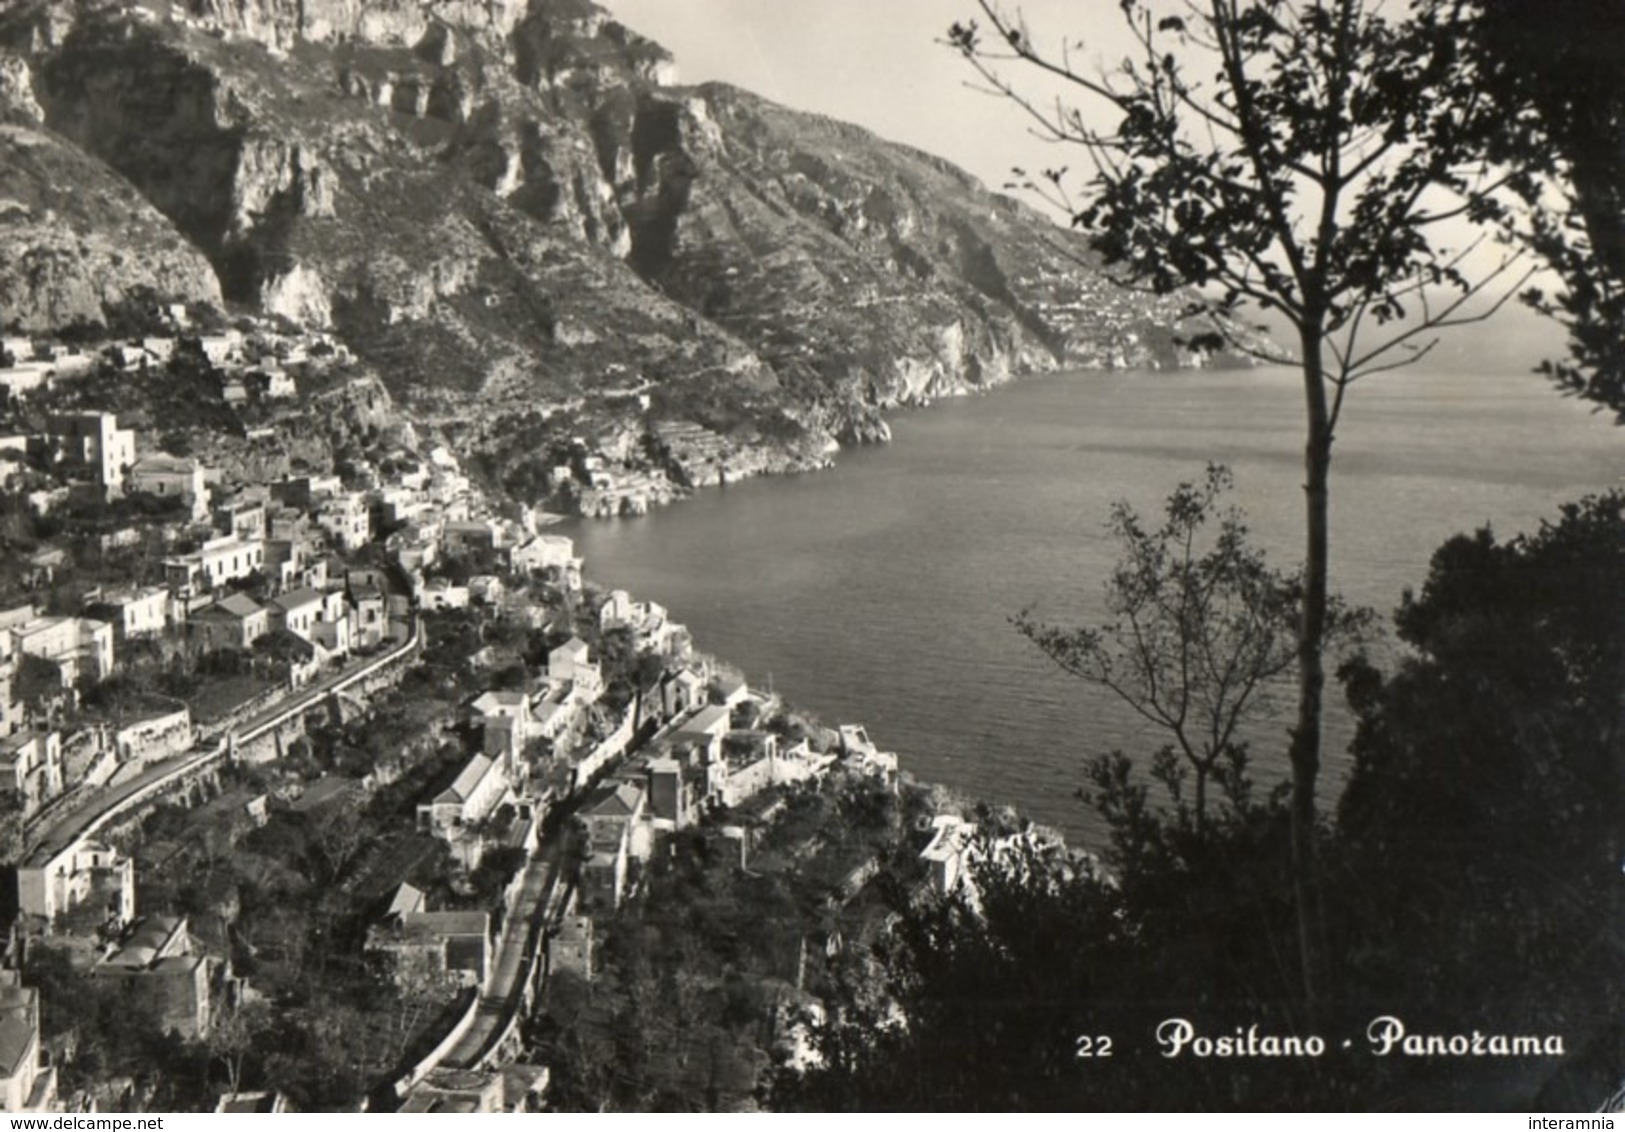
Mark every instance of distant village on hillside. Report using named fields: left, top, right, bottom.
left=0, top=305, right=1027, bottom=1113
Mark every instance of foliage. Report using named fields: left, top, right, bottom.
left=206, top=998, right=272, bottom=1096
left=1018, top=465, right=1366, bottom=830
left=0, top=789, right=26, bottom=865
left=1428, top=0, right=1625, bottom=416
left=28, top=942, right=213, bottom=1110
left=386, top=948, right=460, bottom=1060
left=780, top=809, right=1350, bottom=1110
left=783, top=493, right=1625, bottom=1109
left=540, top=777, right=922, bottom=1111
left=466, top=844, right=528, bottom=907
left=949, top=0, right=1534, bottom=1006
left=1333, top=494, right=1625, bottom=1049
left=307, top=805, right=368, bottom=883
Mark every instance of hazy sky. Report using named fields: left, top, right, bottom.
left=597, top=0, right=1128, bottom=199
left=596, top=0, right=1565, bottom=371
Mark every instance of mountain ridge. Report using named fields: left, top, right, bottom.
left=0, top=0, right=1255, bottom=514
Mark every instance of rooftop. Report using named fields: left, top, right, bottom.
left=215, top=1091, right=284, bottom=1114
left=270, top=587, right=323, bottom=612
left=100, top=915, right=186, bottom=971
left=387, top=882, right=425, bottom=919
left=0, top=1009, right=34, bottom=1078
left=678, top=704, right=731, bottom=736
left=210, top=592, right=263, bottom=619
left=472, top=690, right=527, bottom=712
left=131, top=453, right=198, bottom=475
left=441, top=755, right=497, bottom=804
left=405, top=910, right=490, bottom=938
left=587, top=781, right=645, bottom=819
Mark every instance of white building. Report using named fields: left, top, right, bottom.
left=9, top=616, right=114, bottom=685
left=0, top=974, right=58, bottom=1112
left=317, top=492, right=370, bottom=552
left=418, top=754, right=509, bottom=832
left=921, top=815, right=979, bottom=897
left=511, top=534, right=581, bottom=588
left=0, top=731, right=63, bottom=816
left=547, top=638, right=602, bottom=700
left=268, top=588, right=324, bottom=640
left=86, top=586, right=169, bottom=639
left=47, top=412, right=135, bottom=493
left=164, top=535, right=264, bottom=596
left=127, top=454, right=210, bottom=519
left=18, top=837, right=135, bottom=924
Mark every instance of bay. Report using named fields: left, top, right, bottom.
left=562, top=367, right=1625, bottom=847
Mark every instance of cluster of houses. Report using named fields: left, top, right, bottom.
left=0, top=364, right=598, bottom=797
left=0, top=313, right=349, bottom=407
left=0, top=334, right=612, bottom=1109
left=573, top=665, right=846, bottom=913
left=0, top=321, right=934, bottom=1113
left=0, top=903, right=234, bottom=1113
left=0, top=405, right=431, bottom=829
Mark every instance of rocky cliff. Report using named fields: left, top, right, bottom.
left=0, top=0, right=1252, bottom=510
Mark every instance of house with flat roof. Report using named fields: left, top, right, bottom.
left=581, top=781, right=648, bottom=910
left=9, top=615, right=114, bottom=685
left=348, top=581, right=388, bottom=649
left=84, top=586, right=169, bottom=640
left=213, top=497, right=267, bottom=543
left=316, top=492, right=370, bottom=552
left=921, top=816, right=979, bottom=897
left=18, top=838, right=134, bottom=925
left=47, top=412, right=134, bottom=494
left=163, top=535, right=263, bottom=596
left=510, top=533, right=581, bottom=589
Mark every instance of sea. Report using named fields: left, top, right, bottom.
left=561, top=366, right=1625, bottom=848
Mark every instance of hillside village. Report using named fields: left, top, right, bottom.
left=0, top=314, right=1022, bottom=1113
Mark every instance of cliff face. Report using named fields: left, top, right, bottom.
left=0, top=0, right=1249, bottom=508
left=602, top=82, right=1214, bottom=437
left=0, top=119, right=222, bottom=333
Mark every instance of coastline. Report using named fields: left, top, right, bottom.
left=553, top=353, right=1255, bottom=520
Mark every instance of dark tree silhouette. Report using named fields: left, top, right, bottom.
left=1336, top=495, right=1625, bottom=1047
left=1429, top=0, right=1625, bottom=416
left=949, top=0, right=1533, bottom=1004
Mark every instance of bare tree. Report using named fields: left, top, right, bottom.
left=950, top=0, right=1533, bottom=1006
left=1018, top=465, right=1366, bottom=833
left=308, top=803, right=366, bottom=883
left=389, top=946, right=458, bottom=1057
left=207, top=997, right=270, bottom=1098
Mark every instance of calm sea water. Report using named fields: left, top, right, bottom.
left=562, top=367, right=1625, bottom=846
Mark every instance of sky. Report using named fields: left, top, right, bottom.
left=596, top=0, right=1566, bottom=372
left=597, top=0, right=1127, bottom=200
